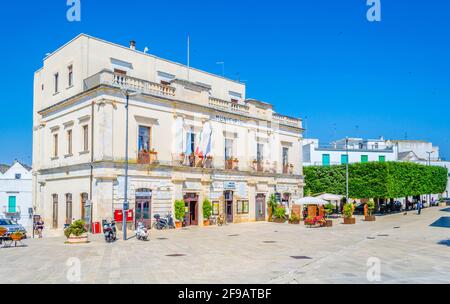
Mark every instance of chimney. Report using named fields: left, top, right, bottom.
left=130, top=40, right=136, bottom=50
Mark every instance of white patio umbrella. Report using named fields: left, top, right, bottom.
left=315, top=193, right=343, bottom=202
left=294, top=196, right=329, bottom=205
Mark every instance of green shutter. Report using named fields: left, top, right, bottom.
left=361, top=155, right=369, bottom=163
left=8, top=196, right=16, bottom=213
left=341, top=155, right=348, bottom=165
left=379, top=155, right=386, bottom=162
left=322, top=154, right=330, bottom=166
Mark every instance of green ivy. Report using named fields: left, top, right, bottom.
left=304, top=162, right=447, bottom=199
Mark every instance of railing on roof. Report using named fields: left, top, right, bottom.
left=208, top=97, right=250, bottom=115
left=272, top=113, right=302, bottom=128
left=84, top=69, right=176, bottom=97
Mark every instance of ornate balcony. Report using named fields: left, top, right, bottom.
left=84, top=69, right=176, bottom=97
left=272, top=113, right=302, bottom=128
left=209, top=97, right=250, bottom=115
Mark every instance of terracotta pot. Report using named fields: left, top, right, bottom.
left=66, top=233, right=88, bottom=244
left=203, top=220, right=210, bottom=226
left=439, top=202, right=447, bottom=207
left=0, top=228, right=7, bottom=237
left=273, top=218, right=286, bottom=224
left=289, top=221, right=300, bottom=225
left=343, top=217, right=356, bottom=225
left=365, top=215, right=376, bottom=222
left=325, top=220, right=333, bottom=227
left=175, top=221, right=182, bottom=229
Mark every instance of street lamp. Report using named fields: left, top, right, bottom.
left=346, top=137, right=349, bottom=204
left=426, top=151, right=435, bottom=205
left=121, top=89, right=140, bottom=241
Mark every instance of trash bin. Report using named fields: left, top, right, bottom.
left=92, top=222, right=101, bottom=234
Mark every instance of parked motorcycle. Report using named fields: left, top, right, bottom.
left=103, top=220, right=117, bottom=243
left=135, top=221, right=149, bottom=241
left=153, top=213, right=176, bottom=230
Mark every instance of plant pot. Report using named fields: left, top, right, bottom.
left=343, top=217, right=356, bottom=225
left=439, top=202, right=447, bottom=207
left=149, top=152, right=158, bottom=164
left=0, top=228, right=7, bottom=237
left=273, top=218, right=286, bottom=224
left=203, top=220, right=210, bottom=226
left=66, top=233, right=89, bottom=244
left=365, top=215, right=376, bottom=222
left=325, top=220, right=333, bottom=227
left=175, top=221, right=183, bottom=229
left=289, top=220, right=300, bottom=225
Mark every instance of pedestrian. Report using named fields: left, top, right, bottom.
left=36, top=218, right=44, bottom=238
left=417, top=201, right=422, bottom=215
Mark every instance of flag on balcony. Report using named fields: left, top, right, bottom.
left=196, top=122, right=212, bottom=158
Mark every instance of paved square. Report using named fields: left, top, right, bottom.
left=1, top=207, right=449, bottom=284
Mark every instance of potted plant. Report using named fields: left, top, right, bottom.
left=204, top=156, right=213, bottom=168
left=174, top=200, right=185, bottom=228
left=0, top=226, right=7, bottom=237
left=203, top=199, right=213, bottom=226
left=289, top=164, right=294, bottom=175
left=365, top=199, right=376, bottom=222
left=343, top=203, right=356, bottom=225
left=288, top=213, right=300, bottom=224
left=439, top=197, right=447, bottom=207
left=268, top=194, right=278, bottom=222
left=64, top=220, right=89, bottom=244
left=138, top=149, right=150, bottom=164
left=273, top=206, right=287, bottom=223
left=324, top=203, right=335, bottom=227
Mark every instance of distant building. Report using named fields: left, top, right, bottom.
left=303, top=137, right=398, bottom=166
left=0, top=161, right=33, bottom=229
left=386, top=140, right=440, bottom=162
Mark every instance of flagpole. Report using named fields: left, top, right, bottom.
left=187, top=35, right=190, bottom=81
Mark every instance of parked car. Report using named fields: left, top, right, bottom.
left=379, top=201, right=402, bottom=214
left=0, top=219, right=27, bottom=239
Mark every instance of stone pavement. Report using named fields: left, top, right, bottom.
left=1, top=207, right=449, bottom=284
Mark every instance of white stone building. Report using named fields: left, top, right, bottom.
left=303, top=137, right=398, bottom=166
left=0, top=161, right=33, bottom=229
left=32, top=34, right=304, bottom=232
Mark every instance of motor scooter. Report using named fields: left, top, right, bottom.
left=103, top=220, right=117, bottom=243
left=135, top=221, right=149, bottom=241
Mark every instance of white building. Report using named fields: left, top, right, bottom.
left=387, top=140, right=440, bottom=162
left=303, top=137, right=398, bottom=166
left=32, top=34, right=304, bottom=232
left=0, top=161, right=33, bottom=229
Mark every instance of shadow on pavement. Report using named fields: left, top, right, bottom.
left=430, top=217, right=450, bottom=228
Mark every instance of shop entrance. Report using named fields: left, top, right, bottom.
left=135, top=189, right=152, bottom=228
left=224, top=191, right=234, bottom=223
left=184, top=193, right=199, bottom=226
left=255, top=194, right=266, bottom=222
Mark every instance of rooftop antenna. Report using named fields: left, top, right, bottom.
left=143, top=47, right=149, bottom=54
left=187, top=35, right=190, bottom=81
left=216, top=61, right=225, bottom=77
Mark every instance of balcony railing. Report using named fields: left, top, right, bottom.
left=272, top=114, right=302, bottom=128
left=171, top=154, right=213, bottom=169
left=250, top=161, right=277, bottom=174
left=209, top=97, right=250, bottom=115
left=84, top=69, right=176, bottom=97
left=283, top=164, right=294, bottom=175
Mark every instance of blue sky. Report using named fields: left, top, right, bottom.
left=0, top=0, right=449, bottom=165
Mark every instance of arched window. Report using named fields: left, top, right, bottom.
left=65, top=194, right=73, bottom=225
left=81, top=193, right=89, bottom=220
left=52, top=194, right=58, bottom=229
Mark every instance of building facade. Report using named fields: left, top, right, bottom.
left=33, top=34, right=304, bottom=231
left=303, top=138, right=398, bottom=166
left=0, top=161, right=33, bottom=229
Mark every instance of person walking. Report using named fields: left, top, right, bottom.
left=36, top=218, right=44, bottom=238
left=417, top=201, right=422, bottom=215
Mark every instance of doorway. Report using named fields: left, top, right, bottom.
left=255, top=194, right=266, bottom=222
left=136, top=189, right=152, bottom=228
left=224, top=191, right=234, bottom=223
left=184, top=193, right=199, bottom=226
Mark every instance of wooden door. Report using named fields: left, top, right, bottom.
left=255, top=194, right=266, bottom=221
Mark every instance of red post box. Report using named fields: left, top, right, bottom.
left=126, top=210, right=134, bottom=222
left=114, top=210, right=123, bottom=222
left=92, top=222, right=101, bottom=234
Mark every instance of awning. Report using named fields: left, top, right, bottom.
left=293, top=197, right=329, bottom=205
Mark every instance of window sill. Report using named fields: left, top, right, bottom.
left=66, top=85, right=74, bottom=90
left=51, top=157, right=59, bottom=161
left=53, top=92, right=60, bottom=96
left=79, top=151, right=90, bottom=156
left=64, top=154, right=74, bottom=158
